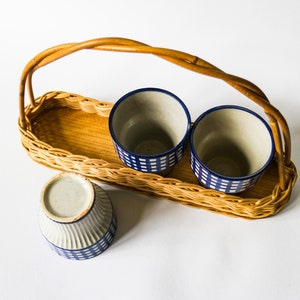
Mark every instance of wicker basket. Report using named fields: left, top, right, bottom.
left=18, top=37, right=297, bottom=219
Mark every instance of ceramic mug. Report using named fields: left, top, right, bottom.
left=109, top=87, right=191, bottom=175
left=190, top=105, right=275, bottom=193
left=38, top=173, right=117, bottom=260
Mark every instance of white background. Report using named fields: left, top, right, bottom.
left=1, top=0, right=300, bottom=299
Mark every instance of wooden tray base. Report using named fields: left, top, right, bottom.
left=31, top=102, right=279, bottom=200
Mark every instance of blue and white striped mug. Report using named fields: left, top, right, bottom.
left=190, top=105, right=275, bottom=193
left=39, top=173, right=117, bottom=260
left=109, top=88, right=191, bottom=175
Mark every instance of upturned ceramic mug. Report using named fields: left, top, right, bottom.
left=109, top=87, right=191, bottom=175
left=190, top=105, right=275, bottom=193
left=38, top=173, right=117, bottom=260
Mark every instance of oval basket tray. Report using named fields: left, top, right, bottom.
left=18, top=37, right=297, bottom=219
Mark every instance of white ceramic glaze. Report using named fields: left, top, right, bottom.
left=39, top=173, right=114, bottom=251
left=111, top=89, right=189, bottom=154
left=41, top=173, right=94, bottom=223
left=109, top=87, right=191, bottom=174
left=190, top=105, right=274, bottom=193
left=192, top=107, right=273, bottom=176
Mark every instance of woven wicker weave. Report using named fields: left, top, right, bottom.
left=18, top=37, right=297, bottom=219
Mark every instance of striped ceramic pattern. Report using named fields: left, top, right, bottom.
left=47, top=214, right=117, bottom=260
left=39, top=183, right=116, bottom=256
left=190, top=152, right=261, bottom=193
left=113, top=143, right=185, bottom=173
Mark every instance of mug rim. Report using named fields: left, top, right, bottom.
left=190, top=105, right=275, bottom=181
left=109, top=87, right=191, bottom=159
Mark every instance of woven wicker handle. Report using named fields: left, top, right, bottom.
left=18, top=37, right=291, bottom=189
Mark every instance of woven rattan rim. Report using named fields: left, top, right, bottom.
left=18, top=37, right=297, bottom=219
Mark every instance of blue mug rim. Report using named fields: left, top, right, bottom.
left=109, top=87, right=191, bottom=159
left=44, top=213, right=117, bottom=260
left=190, top=105, right=275, bottom=181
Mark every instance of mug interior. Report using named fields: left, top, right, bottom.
left=110, top=89, right=190, bottom=156
left=192, top=107, right=274, bottom=178
left=41, top=174, right=94, bottom=223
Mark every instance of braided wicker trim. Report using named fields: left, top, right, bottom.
left=19, top=91, right=297, bottom=219
left=18, top=37, right=298, bottom=219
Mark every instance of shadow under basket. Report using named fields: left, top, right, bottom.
left=18, top=37, right=297, bottom=219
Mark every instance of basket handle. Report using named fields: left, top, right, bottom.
left=18, top=37, right=291, bottom=190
